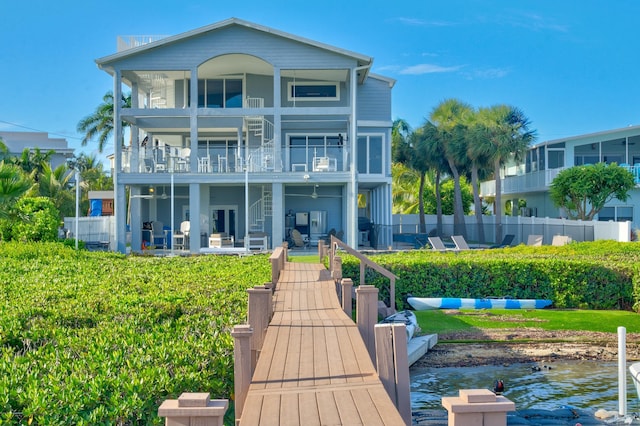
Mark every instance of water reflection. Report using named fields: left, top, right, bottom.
left=411, top=361, right=640, bottom=413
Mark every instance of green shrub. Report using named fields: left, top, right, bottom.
left=0, top=242, right=270, bottom=425
left=1, top=197, right=60, bottom=242
left=341, top=241, right=637, bottom=311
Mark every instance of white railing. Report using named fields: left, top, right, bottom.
left=117, top=35, right=168, bottom=52
left=480, top=168, right=565, bottom=197
left=245, top=97, right=264, bottom=108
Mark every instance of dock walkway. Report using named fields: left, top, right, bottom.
left=239, top=262, right=405, bottom=425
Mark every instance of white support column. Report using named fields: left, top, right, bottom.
left=113, top=70, right=127, bottom=253
left=348, top=67, right=359, bottom=247
left=130, top=186, right=142, bottom=253
left=189, top=183, right=200, bottom=253
left=189, top=67, right=200, bottom=253
left=271, top=183, right=283, bottom=248
left=130, top=81, right=139, bottom=173
left=273, top=67, right=282, bottom=172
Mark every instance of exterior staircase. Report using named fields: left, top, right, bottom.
left=249, top=186, right=272, bottom=232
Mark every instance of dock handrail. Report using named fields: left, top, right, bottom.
left=329, top=235, right=398, bottom=312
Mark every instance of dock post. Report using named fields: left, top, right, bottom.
left=332, top=256, right=342, bottom=282
left=341, top=278, right=353, bottom=318
left=248, top=287, right=272, bottom=372
left=231, top=324, right=253, bottom=425
left=375, top=323, right=411, bottom=425
left=356, top=284, right=378, bottom=365
left=158, top=392, right=228, bottom=426
left=442, top=389, right=515, bottom=426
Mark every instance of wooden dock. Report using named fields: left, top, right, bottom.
left=239, top=262, right=406, bottom=425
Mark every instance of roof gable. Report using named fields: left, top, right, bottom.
left=96, top=18, right=372, bottom=69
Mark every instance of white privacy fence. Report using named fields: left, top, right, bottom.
left=63, top=216, right=116, bottom=250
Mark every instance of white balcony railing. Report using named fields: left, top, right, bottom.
left=117, top=35, right=168, bottom=52
left=480, top=168, right=565, bottom=197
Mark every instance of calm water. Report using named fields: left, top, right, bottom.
left=411, top=361, right=640, bottom=413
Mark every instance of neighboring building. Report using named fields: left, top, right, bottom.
left=96, top=18, right=395, bottom=253
left=480, top=125, right=640, bottom=228
left=0, top=131, right=74, bottom=169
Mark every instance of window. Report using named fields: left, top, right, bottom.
left=193, top=78, right=243, bottom=108
left=598, top=206, right=633, bottom=222
left=287, top=135, right=345, bottom=171
left=357, top=135, right=384, bottom=175
left=287, top=82, right=339, bottom=101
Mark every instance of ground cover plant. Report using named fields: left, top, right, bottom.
left=0, top=242, right=270, bottom=425
left=340, top=240, right=640, bottom=311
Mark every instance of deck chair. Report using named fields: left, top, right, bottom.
left=527, top=234, right=543, bottom=246
left=151, top=221, right=166, bottom=249
left=172, top=221, right=190, bottom=250
left=290, top=229, right=308, bottom=249
left=491, top=234, right=515, bottom=248
left=451, top=235, right=471, bottom=251
left=427, top=236, right=449, bottom=252
left=551, top=235, right=571, bottom=246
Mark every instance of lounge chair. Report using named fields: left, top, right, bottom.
left=527, top=235, right=543, bottom=246
left=427, top=236, right=449, bottom=252
left=551, top=235, right=572, bottom=246
left=451, top=235, right=471, bottom=251
left=491, top=234, right=515, bottom=248
left=291, top=229, right=309, bottom=249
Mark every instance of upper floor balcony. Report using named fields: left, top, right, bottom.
left=119, top=144, right=351, bottom=175
left=480, top=168, right=565, bottom=197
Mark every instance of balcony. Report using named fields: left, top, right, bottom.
left=480, top=168, right=565, bottom=197
left=119, top=146, right=350, bottom=174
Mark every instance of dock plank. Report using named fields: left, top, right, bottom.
left=239, top=262, right=404, bottom=425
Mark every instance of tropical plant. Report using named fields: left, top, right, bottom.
left=549, top=163, right=635, bottom=220
left=3, top=197, right=60, bottom=242
left=430, top=99, right=474, bottom=237
left=34, top=163, right=75, bottom=218
left=77, top=91, right=132, bottom=153
left=473, top=105, right=535, bottom=241
left=9, top=147, right=55, bottom=182
left=391, top=162, right=421, bottom=214
left=0, top=161, right=34, bottom=220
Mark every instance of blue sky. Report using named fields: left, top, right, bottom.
left=1, top=1, right=639, bottom=167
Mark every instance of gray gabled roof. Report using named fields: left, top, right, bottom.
left=96, top=17, right=373, bottom=71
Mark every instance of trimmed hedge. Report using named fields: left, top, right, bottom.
left=341, top=241, right=638, bottom=311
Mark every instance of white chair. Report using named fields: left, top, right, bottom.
left=172, top=221, right=190, bottom=250
left=198, top=156, right=211, bottom=173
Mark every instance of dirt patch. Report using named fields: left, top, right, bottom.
left=413, top=327, right=640, bottom=368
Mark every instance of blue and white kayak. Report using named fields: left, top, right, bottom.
left=407, top=297, right=553, bottom=311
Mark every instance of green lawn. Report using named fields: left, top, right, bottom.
left=415, top=309, right=640, bottom=335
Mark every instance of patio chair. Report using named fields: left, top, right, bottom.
left=172, top=221, right=190, bottom=250
left=451, top=235, right=471, bottom=251
left=427, top=236, right=449, bottom=252
left=151, top=221, right=166, bottom=249
left=491, top=234, right=515, bottom=248
left=551, top=235, right=572, bottom=246
left=527, top=234, right=543, bottom=246
left=291, top=229, right=309, bottom=249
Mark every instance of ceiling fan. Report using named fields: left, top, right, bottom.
left=130, top=186, right=189, bottom=199
left=285, top=185, right=342, bottom=199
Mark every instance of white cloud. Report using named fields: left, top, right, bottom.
left=399, top=64, right=463, bottom=75
left=394, top=17, right=456, bottom=27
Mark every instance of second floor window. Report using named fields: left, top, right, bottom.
left=287, top=82, right=339, bottom=101
left=357, top=135, right=383, bottom=175
left=196, top=78, right=243, bottom=108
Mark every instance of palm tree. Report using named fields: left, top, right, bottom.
left=77, top=91, right=132, bottom=153
left=391, top=162, right=421, bottom=214
left=430, top=99, right=474, bottom=237
left=9, top=147, right=55, bottom=182
left=0, top=161, right=34, bottom=220
left=35, top=163, right=75, bottom=218
left=474, top=105, right=536, bottom=241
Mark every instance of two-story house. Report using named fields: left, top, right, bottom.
left=96, top=18, right=395, bottom=253
left=480, top=124, right=640, bottom=227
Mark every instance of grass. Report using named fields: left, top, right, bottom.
left=414, top=309, right=640, bottom=335
left=288, top=254, right=320, bottom=263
